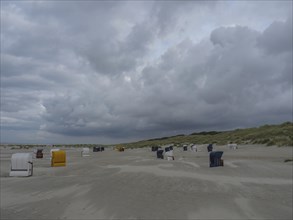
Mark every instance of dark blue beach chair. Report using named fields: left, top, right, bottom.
left=209, top=151, right=224, bottom=167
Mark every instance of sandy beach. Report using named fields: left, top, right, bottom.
left=1, top=145, right=292, bottom=220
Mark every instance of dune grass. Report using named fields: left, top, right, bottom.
left=121, top=122, right=293, bottom=148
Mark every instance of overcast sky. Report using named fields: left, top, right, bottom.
left=1, top=1, right=292, bottom=144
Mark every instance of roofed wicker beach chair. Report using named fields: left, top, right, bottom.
left=157, top=149, right=164, bottom=159
left=51, top=150, right=66, bottom=167
left=209, top=151, right=224, bottom=167
left=10, top=153, right=33, bottom=177
left=36, top=149, right=43, bottom=158
left=81, top=148, right=90, bottom=157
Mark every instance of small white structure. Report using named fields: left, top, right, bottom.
left=191, top=144, right=197, bottom=152
left=228, top=143, right=238, bottom=150
left=165, top=150, right=174, bottom=161
left=10, top=153, right=33, bottom=177
left=50, top=149, right=60, bottom=159
left=82, top=148, right=90, bottom=157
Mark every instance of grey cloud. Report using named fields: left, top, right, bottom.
left=79, top=21, right=156, bottom=75
left=1, top=52, right=88, bottom=91
left=122, top=22, right=156, bottom=56
left=210, top=26, right=259, bottom=47
left=137, top=23, right=292, bottom=133
left=1, top=96, right=43, bottom=133
left=0, top=90, right=40, bottom=113
left=150, top=1, right=218, bottom=35
left=2, top=2, right=136, bottom=73
left=257, top=18, right=293, bottom=54
left=1, top=54, right=38, bottom=77
left=204, top=25, right=291, bottom=114
left=2, top=4, right=66, bottom=61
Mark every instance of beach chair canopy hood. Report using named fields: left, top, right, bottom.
left=50, top=149, right=60, bottom=157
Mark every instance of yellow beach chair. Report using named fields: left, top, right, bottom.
left=51, top=150, right=66, bottom=167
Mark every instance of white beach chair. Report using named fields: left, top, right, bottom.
left=165, top=150, right=174, bottom=161
left=81, top=148, right=90, bottom=157
left=10, top=153, right=33, bottom=177
left=228, top=143, right=238, bottom=150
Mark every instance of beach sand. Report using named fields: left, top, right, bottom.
left=1, top=145, right=292, bottom=219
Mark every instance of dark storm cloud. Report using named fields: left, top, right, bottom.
left=41, top=19, right=292, bottom=139
left=1, top=1, right=292, bottom=144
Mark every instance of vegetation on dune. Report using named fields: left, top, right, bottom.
left=1, top=122, right=292, bottom=149
left=121, top=122, right=293, bottom=148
